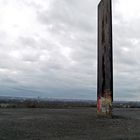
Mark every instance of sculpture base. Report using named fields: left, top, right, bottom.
left=97, top=94, right=112, bottom=118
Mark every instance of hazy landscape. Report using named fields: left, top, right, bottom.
left=0, top=96, right=140, bottom=108
left=0, top=96, right=95, bottom=108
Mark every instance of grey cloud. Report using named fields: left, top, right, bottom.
left=113, top=0, right=140, bottom=101
left=0, top=0, right=98, bottom=99
left=37, top=0, right=98, bottom=32
left=0, top=0, right=139, bottom=101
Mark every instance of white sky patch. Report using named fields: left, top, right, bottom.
left=26, top=0, right=54, bottom=11
left=130, top=39, right=139, bottom=46
left=115, top=0, right=140, bottom=21
left=0, top=0, right=54, bottom=41
left=61, top=47, right=71, bottom=60
left=0, top=68, right=18, bottom=75
left=39, top=50, right=50, bottom=61
left=0, top=3, right=35, bottom=38
left=61, top=47, right=76, bottom=66
left=121, top=47, right=130, bottom=52
left=9, top=50, right=22, bottom=59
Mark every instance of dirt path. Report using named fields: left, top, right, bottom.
left=0, top=108, right=140, bottom=140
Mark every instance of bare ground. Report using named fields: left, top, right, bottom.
left=0, top=108, right=140, bottom=140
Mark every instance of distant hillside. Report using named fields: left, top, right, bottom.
left=0, top=96, right=140, bottom=108
left=0, top=96, right=96, bottom=108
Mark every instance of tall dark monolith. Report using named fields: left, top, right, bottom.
left=97, top=0, right=113, bottom=117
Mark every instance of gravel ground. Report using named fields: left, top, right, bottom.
left=0, top=108, right=140, bottom=140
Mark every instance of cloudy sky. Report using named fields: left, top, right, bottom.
left=0, top=0, right=139, bottom=101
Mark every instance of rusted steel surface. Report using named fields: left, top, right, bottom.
left=97, top=0, right=113, bottom=116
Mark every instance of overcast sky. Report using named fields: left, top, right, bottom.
left=0, top=0, right=139, bottom=101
